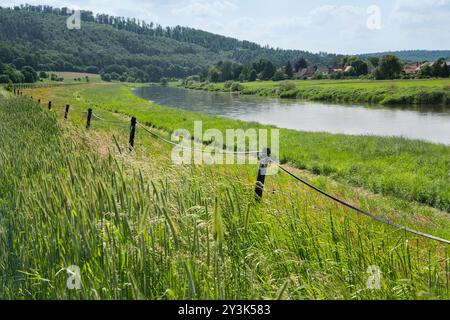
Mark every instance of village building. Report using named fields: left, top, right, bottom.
left=297, top=65, right=332, bottom=79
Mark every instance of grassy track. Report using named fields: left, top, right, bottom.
left=183, top=78, right=450, bottom=105
left=23, top=83, right=450, bottom=212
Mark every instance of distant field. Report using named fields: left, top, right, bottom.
left=183, top=78, right=450, bottom=105
left=42, top=71, right=102, bottom=84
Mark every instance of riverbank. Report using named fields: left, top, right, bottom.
left=181, top=79, right=450, bottom=105
left=23, top=83, right=450, bottom=212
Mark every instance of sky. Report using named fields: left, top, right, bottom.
left=1, top=0, right=450, bottom=54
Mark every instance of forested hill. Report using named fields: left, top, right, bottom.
left=360, top=50, right=450, bottom=62
left=0, top=5, right=338, bottom=80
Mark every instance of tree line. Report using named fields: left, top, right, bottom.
left=196, top=54, right=449, bottom=84
left=0, top=5, right=341, bottom=84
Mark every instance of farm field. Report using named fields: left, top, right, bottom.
left=1, top=84, right=450, bottom=300
left=182, top=78, right=450, bottom=105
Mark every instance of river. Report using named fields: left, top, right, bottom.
left=132, top=86, right=450, bottom=145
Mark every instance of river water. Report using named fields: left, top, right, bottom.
left=133, top=86, right=450, bottom=145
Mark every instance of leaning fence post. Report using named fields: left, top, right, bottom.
left=86, top=108, right=92, bottom=129
left=255, top=148, right=271, bottom=199
left=129, top=116, right=137, bottom=151
left=48, top=101, right=52, bottom=110
left=64, top=104, right=70, bottom=119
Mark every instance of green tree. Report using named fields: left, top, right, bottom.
left=102, top=73, right=112, bottom=82
left=20, top=66, right=38, bottom=83
left=349, top=59, right=369, bottom=76
left=284, top=61, right=293, bottom=79
left=294, top=58, right=307, bottom=72
left=373, top=55, right=403, bottom=80
left=208, top=67, right=221, bottom=83
left=368, top=57, right=380, bottom=68
left=272, top=69, right=287, bottom=81
left=249, top=69, right=257, bottom=82
left=0, top=74, right=10, bottom=83
left=432, top=58, right=450, bottom=78
left=218, top=61, right=234, bottom=81
left=261, top=61, right=276, bottom=80
left=416, top=65, right=433, bottom=79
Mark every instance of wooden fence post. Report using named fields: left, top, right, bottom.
left=64, top=105, right=70, bottom=119
left=38, top=99, right=41, bottom=103
left=255, top=148, right=271, bottom=199
left=48, top=101, right=52, bottom=110
left=129, top=116, right=137, bottom=151
left=86, top=108, right=92, bottom=129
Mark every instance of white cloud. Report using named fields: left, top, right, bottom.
left=211, top=5, right=376, bottom=53
left=391, top=0, right=450, bottom=25
left=171, top=0, right=237, bottom=18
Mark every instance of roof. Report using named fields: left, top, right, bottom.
left=344, top=66, right=353, bottom=72
left=403, top=63, right=421, bottom=75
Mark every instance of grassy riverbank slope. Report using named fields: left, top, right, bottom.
left=183, top=79, right=450, bottom=105
left=1, top=86, right=450, bottom=299
left=21, top=83, right=450, bottom=212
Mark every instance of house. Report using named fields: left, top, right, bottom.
left=297, top=65, right=332, bottom=79
left=403, top=62, right=421, bottom=75
left=298, top=66, right=317, bottom=79
left=344, top=66, right=353, bottom=73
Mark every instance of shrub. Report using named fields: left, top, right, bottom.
left=277, top=81, right=296, bottom=92
left=224, top=80, right=233, bottom=89
left=230, top=82, right=243, bottom=92
left=0, top=74, right=10, bottom=83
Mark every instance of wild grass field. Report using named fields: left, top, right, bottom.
left=41, top=72, right=102, bottom=84
left=22, top=83, right=450, bottom=212
left=182, top=78, right=450, bottom=105
left=1, top=84, right=450, bottom=300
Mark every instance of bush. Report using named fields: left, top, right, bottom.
left=101, top=73, right=111, bottom=82
left=0, top=74, right=10, bottom=83
left=85, top=66, right=99, bottom=74
left=224, top=80, right=233, bottom=89
left=230, top=82, right=243, bottom=92
left=5, top=81, right=13, bottom=91
left=160, top=77, right=169, bottom=86
left=277, top=81, right=296, bottom=92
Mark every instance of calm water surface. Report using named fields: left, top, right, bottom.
left=133, top=86, right=450, bottom=145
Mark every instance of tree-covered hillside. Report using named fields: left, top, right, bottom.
left=360, top=50, right=450, bottom=62
left=0, top=5, right=339, bottom=82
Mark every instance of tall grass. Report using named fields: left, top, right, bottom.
left=0, top=96, right=449, bottom=300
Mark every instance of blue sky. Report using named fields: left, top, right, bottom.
left=2, top=0, right=450, bottom=54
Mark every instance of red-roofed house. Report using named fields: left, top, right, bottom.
left=403, top=62, right=421, bottom=75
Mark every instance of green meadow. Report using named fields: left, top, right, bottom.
left=25, top=83, right=450, bottom=212
left=1, top=84, right=449, bottom=299
left=183, top=78, right=450, bottom=105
